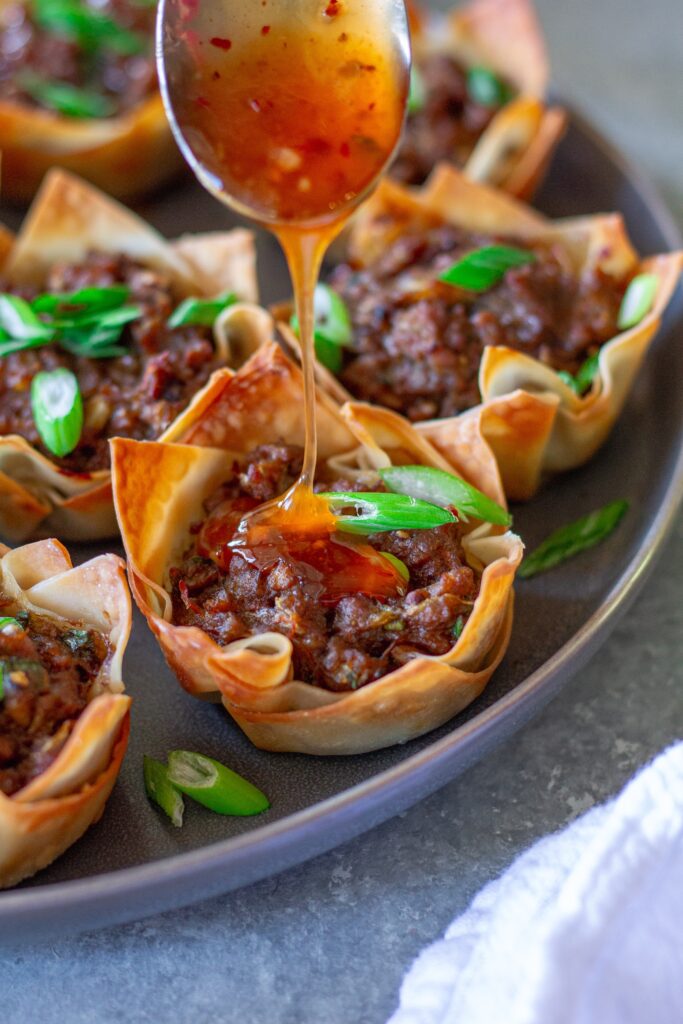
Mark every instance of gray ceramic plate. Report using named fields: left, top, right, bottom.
left=0, top=109, right=681, bottom=945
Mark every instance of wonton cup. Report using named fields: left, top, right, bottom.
left=410, top=0, right=566, bottom=199
left=300, top=165, right=683, bottom=502
left=0, top=539, right=131, bottom=888
left=111, top=342, right=522, bottom=756
left=0, top=168, right=257, bottom=543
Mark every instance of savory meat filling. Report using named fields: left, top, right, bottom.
left=0, top=0, right=156, bottom=119
left=0, top=605, right=108, bottom=795
left=170, top=445, right=481, bottom=693
left=328, top=225, right=630, bottom=420
left=0, top=252, right=220, bottom=472
left=391, top=54, right=511, bottom=186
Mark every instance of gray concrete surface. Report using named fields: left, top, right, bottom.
left=2, top=1, right=682, bottom=1021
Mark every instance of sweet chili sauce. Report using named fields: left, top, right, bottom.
left=167, top=0, right=409, bottom=598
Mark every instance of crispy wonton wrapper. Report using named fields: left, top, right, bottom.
left=111, top=343, right=522, bottom=756
left=0, top=539, right=131, bottom=888
left=0, top=169, right=258, bottom=543
left=0, top=0, right=181, bottom=205
left=409, top=0, right=566, bottom=199
left=293, top=165, right=683, bottom=502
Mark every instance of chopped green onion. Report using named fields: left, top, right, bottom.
left=17, top=73, right=116, bottom=119
left=466, top=66, right=513, bottom=108
left=617, top=273, right=659, bottom=330
left=167, top=750, right=270, bottom=816
left=290, top=284, right=353, bottom=373
left=168, top=292, right=237, bottom=328
left=143, top=755, right=184, bottom=827
left=0, top=295, right=53, bottom=343
left=407, top=64, right=427, bottom=115
left=33, top=0, right=146, bottom=56
left=452, top=615, right=465, bottom=640
left=321, top=491, right=456, bottom=534
left=32, top=285, right=130, bottom=316
left=0, top=617, right=22, bottom=632
left=379, top=551, right=410, bottom=583
left=557, top=352, right=600, bottom=396
left=518, top=499, right=629, bottom=579
left=439, top=245, right=536, bottom=293
left=30, top=368, right=83, bottom=457
left=62, top=628, right=91, bottom=654
left=379, top=465, right=511, bottom=527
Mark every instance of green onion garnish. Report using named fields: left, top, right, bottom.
left=32, top=285, right=130, bottom=316
left=379, top=551, right=410, bottom=583
left=0, top=617, right=22, bottom=631
left=30, top=368, right=83, bottom=458
left=466, top=66, right=514, bottom=108
left=167, top=291, right=237, bottom=328
left=321, top=491, right=456, bottom=534
left=167, top=750, right=270, bottom=816
left=518, top=499, right=629, bottom=579
left=143, top=755, right=185, bottom=828
left=617, top=273, right=659, bottom=330
left=557, top=352, right=600, bottom=396
left=290, top=284, right=353, bottom=374
left=0, top=295, right=53, bottom=343
left=17, top=74, right=116, bottom=119
left=33, top=0, right=145, bottom=57
left=452, top=615, right=465, bottom=640
left=379, top=465, right=512, bottom=527
left=439, top=245, right=536, bottom=293
left=407, top=64, right=427, bottom=115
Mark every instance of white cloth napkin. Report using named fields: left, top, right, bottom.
left=389, top=742, right=683, bottom=1024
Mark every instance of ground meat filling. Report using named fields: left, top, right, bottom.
left=0, top=252, right=220, bottom=472
left=170, top=444, right=481, bottom=693
left=328, top=225, right=629, bottom=420
left=0, top=0, right=156, bottom=118
left=0, top=606, right=108, bottom=795
left=391, top=54, right=509, bottom=186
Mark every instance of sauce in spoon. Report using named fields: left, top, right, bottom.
left=159, top=0, right=409, bottom=567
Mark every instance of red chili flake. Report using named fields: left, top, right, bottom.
left=196, top=96, right=210, bottom=108
left=338, top=32, right=348, bottom=42
left=178, top=581, right=201, bottom=614
left=212, top=70, right=221, bottom=80
left=368, top=102, right=376, bottom=110
left=324, top=0, right=341, bottom=16
left=261, top=24, right=270, bottom=34
left=300, top=137, right=332, bottom=155
left=210, top=36, right=232, bottom=50
left=340, top=141, right=350, bottom=157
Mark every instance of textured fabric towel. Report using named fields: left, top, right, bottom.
left=389, top=742, right=683, bottom=1024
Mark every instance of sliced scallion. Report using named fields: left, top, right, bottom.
left=30, top=368, right=83, bottom=457
left=32, top=285, right=130, bottom=316
left=167, top=750, right=270, bottom=816
left=321, top=491, right=456, bottom=534
left=379, top=465, right=512, bottom=527
left=617, top=273, right=659, bottom=330
left=518, top=499, right=629, bottom=579
left=0, top=617, right=22, bottom=631
left=290, top=284, right=352, bottom=373
left=557, top=352, right=601, bottom=396
left=143, top=755, right=184, bottom=827
left=17, top=73, right=116, bottom=118
left=439, top=245, right=536, bottom=293
left=466, top=66, right=513, bottom=108
left=407, top=64, right=427, bottom=115
left=452, top=615, right=465, bottom=640
left=0, top=295, right=53, bottom=343
left=167, top=292, right=237, bottom=328
left=379, top=551, right=410, bottom=583
left=33, top=0, right=145, bottom=56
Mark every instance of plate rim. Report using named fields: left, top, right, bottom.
left=1, top=104, right=682, bottom=932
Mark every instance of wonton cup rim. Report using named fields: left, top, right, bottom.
left=303, top=164, right=683, bottom=501
left=409, top=0, right=566, bottom=199
left=0, top=538, right=131, bottom=888
left=0, top=168, right=257, bottom=542
left=112, top=342, right=522, bottom=756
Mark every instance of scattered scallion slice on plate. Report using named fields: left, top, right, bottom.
left=379, top=465, right=512, bottom=527
left=30, top=368, right=83, bottom=457
left=518, top=499, right=629, bottom=579
left=321, top=491, right=456, bottom=534
left=143, top=755, right=184, bottom=828
left=617, top=273, right=659, bottom=330
left=439, top=245, right=536, bottom=293
left=466, top=66, right=513, bottom=108
left=167, top=750, right=270, bottom=816
left=168, top=291, right=237, bottom=328
left=290, top=284, right=353, bottom=373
